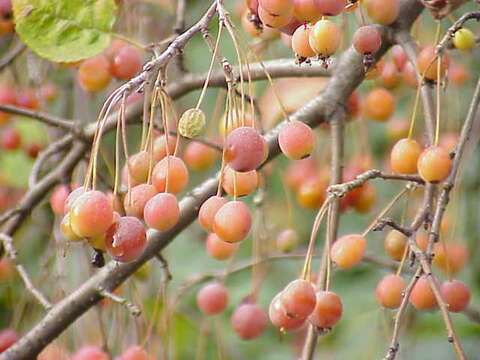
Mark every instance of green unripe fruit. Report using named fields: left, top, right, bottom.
left=178, top=108, right=206, bottom=139
left=453, top=28, right=476, bottom=52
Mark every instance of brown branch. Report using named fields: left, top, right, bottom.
left=0, top=104, right=75, bottom=132
left=0, top=42, right=26, bottom=71
left=172, top=0, right=187, bottom=73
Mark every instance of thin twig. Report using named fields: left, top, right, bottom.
left=0, top=42, right=26, bottom=71
left=98, top=287, right=141, bottom=317
left=0, top=233, right=52, bottom=309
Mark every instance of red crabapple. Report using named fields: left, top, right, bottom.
left=280, top=279, right=317, bottom=318
left=231, top=303, right=268, bottom=340
left=433, top=242, right=468, bottom=275
left=213, top=201, right=252, bottom=243
left=110, top=45, right=142, bottom=80
left=143, top=193, right=180, bottom=231
left=224, top=127, right=268, bottom=172
left=128, top=151, right=151, bottom=184
left=309, top=291, right=343, bottom=328
left=121, top=345, right=151, bottom=360
left=391, top=44, right=408, bottom=71
left=198, top=195, right=228, bottom=232
left=259, top=0, right=294, bottom=15
left=293, top=0, right=321, bottom=22
left=352, top=25, right=382, bottom=55
left=258, top=6, right=292, bottom=28
left=440, top=280, right=471, bottom=313
left=105, top=216, right=147, bottom=262
left=314, top=0, right=346, bottom=16
left=124, top=184, right=157, bottom=219
left=183, top=141, right=219, bottom=171
left=269, top=293, right=306, bottom=331
left=278, top=120, right=316, bottom=159
left=206, top=232, right=238, bottom=260
left=197, top=282, right=229, bottom=315
left=152, top=156, right=189, bottom=194
left=417, top=45, right=450, bottom=81
left=296, top=176, right=327, bottom=210
left=0, top=328, right=18, bottom=353
left=330, top=234, right=366, bottom=269
left=50, top=184, right=70, bottom=215
left=70, top=190, right=114, bottom=238
left=153, top=134, right=177, bottom=162
left=1, top=128, right=21, bottom=150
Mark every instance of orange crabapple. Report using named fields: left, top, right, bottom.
left=416, top=45, right=450, bottom=81
left=143, top=193, right=180, bottom=231
left=206, top=232, right=238, bottom=260
left=313, top=0, right=346, bottom=16
left=258, top=6, right=292, bottom=28
left=222, top=167, right=259, bottom=197
left=364, top=0, right=399, bottom=25
left=269, top=293, right=306, bottom=331
left=352, top=25, right=382, bottom=55
left=279, top=279, right=317, bottom=318
left=183, top=141, right=219, bottom=171
left=417, top=146, right=452, bottom=183
left=198, top=195, right=228, bottom=232
left=276, top=228, right=299, bottom=253
left=292, top=26, right=316, bottom=59
left=213, top=201, right=252, bottom=243
left=110, top=45, right=143, bottom=80
left=296, top=175, right=327, bottom=210
left=293, top=0, right=321, bottom=22
left=78, top=56, right=112, bottom=92
left=390, top=138, right=422, bottom=174
left=105, top=216, right=147, bottom=263
left=330, top=234, right=367, bottom=269
left=259, top=0, right=294, bottom=16
left=123, top=184, right=157, bottom=219
left=384, top=230, right=407, bottom=261
left=409, top=276, right=437, bottom=310
left=375, top=274, right=406, bottom=309
left=433, top=242, right=468, bottom=275
left=309, top=291, right=343, bottom=328
left=379, top=62, right=402, bottom=88
left=152, top=155, right=189, bottom=194
left=440, top=280, right=471, bottom=313
left=364, top=88, right=395, bottom=122
left=278, top=120, right=316, bottom=159
left=309, top=19, right=341, bottom=58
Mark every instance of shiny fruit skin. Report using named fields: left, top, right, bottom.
left=364, top=88, right=395, bottom=122
left=296, top=176, right=327, bottom=210
left=224, top=127, right=268, bottom=172
left=206, top=232, right=238, bottom=260
left=280, top=279, right=317, bottom=318
left=309, top=291, right=343, bottom=328
left=222, top=167, right=259, bottom=197
left=127, top=151, right=151, bottom=183
left=440, top=280, right=471, bottom=313
left=278, top=120, right=316, bottom=159
left=390, top=138, right=421, bottom=174
left=365, top=0, right=399, bottom=25
left=213, top=201, right=252, bottom=243
left=152, top=155, right=189, bottom=194
left=417, top=146, right=452, bottom=183
left=292, top=26, right=316, bottom=58
left=409, top=276, right=437, bottom=310
left=330, top=234, right=367, bottom=269
left=293, top=0, right=321, bottom=22
left=375, top=274, right=406, bottom=308
left=452, top=28, right=475, bottom=51
left=110, top=45, right=142, bottom=80
left=313, top=0, right=346, bottom=16
left=124, top=184, right=157, bottom=219
left=352, top=25, right=382, bottom=54
left=183, top=141, right=218, bottom=171
left=259, top=0, right=294, bottom=15
left=308, top=19, right=340, bottom=56
left=417, top=45, right=449, bottom=81
left=196, top=282, right=229, bottom=315
left=384, top=230, right=407, bottom=261
left=198, top=195, right=228, bottom=232
left=258, top=6, right=292, bottom=28
left=231, top=303, right=268, bottom=340
left=78, top=56, right=112, bottom=92
left=70, top=190, right=114, bottom=238
left=143, top=193, right=180, bottom=231
left=269, top=293, right=306, bottom=331
left=105, top=216, right=147, bottom=263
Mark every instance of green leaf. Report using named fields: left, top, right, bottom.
left=12, top=0, right=117, bottom=62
